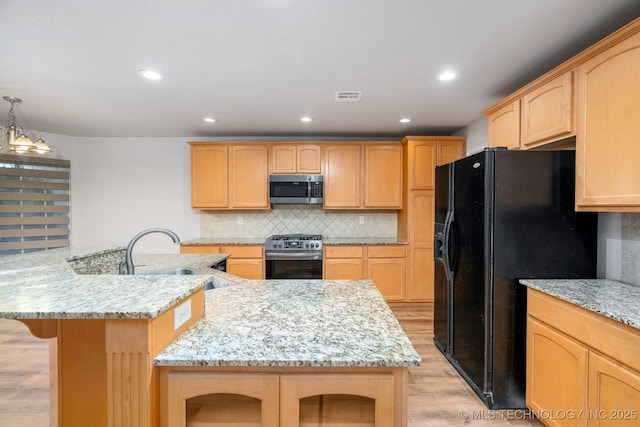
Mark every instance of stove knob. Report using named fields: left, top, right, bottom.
left=315, top=242, right=319, bottom=248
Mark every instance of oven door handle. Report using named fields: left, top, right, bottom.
left=265, top=251, right=323, bottom=261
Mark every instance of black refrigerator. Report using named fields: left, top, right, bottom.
left=433, top=148, right=597, bottom=409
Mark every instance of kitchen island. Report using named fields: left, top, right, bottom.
left=0, top=248, right=419, bottom=427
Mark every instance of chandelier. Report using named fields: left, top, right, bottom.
left=0, top=96, right=51, bottom=154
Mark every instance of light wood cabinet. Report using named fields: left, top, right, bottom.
left=163, top=371, right=403, bottom=427
left=575, top=29, right=640, bottom=211
left=164, top=372, right=280, bottom=427
left=190, top=143, right=269, bottom=210
left=280, top=373, right=394, bottom=427
left=521, top=71, right=574, bottom=149
left=230, top=145, right=269, bottom=209
left=191, top=145, right=229, bottom=209
left=526, top=288, right=640, bottom=427
left=398, top=136, right=466, bottom=302
left=527, top=318, right=588, bottom=427
left=270, top=144, right=322, bottom=174
left=487, top=100, right=520, bottom=150
left=180, top=244, right=264, bottom=279
left=323, top=145, right=361, bottom=208
left=363, top=145, right=402, bottom=208
left=324, top=245, right=406, bottom=301
left=324, top=143, right=402, bottom=209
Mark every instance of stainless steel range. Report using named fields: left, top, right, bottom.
left=265, top=234, right=323, bottom=279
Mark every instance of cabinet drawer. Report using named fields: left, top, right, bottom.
left=180, top=245, right=221, bottom=254
left=367, top=245, right=406, bottom=258
left=221, top=245, right=263, bottom=258
left=528, top=289, right=640, bottom=371
left=324, top=246, right=364, bottom=258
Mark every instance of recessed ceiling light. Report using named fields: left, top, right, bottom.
left=138, top=69, right=164, bottom=81
left=400, top=118, right=411, bottom=123
left=300, top=116, right=313, bottom=122
left=438, top=70, right=457, bottom=81
left=203, top=117, right=216, bottom=123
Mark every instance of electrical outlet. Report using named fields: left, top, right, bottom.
left=173, top=299, right=192, bottom=330
left=237, top=216, right=243, bottom=225
left=359, top=215, right=365, bottom=225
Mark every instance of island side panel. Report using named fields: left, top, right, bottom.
left=105, top=289, right=204, bottom=427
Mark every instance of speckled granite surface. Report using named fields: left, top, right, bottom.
left=0, top=248, right=227, bottom=319
left=323, top=238, right=408, bottom=245
left=154, top=279, right=421, bottom=368
left=520, top=279, right=640, bottom=329
left=182, top=237, right=408, bottom=246
left=181, top=238, right=265, bottom=245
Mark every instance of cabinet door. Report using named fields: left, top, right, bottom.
left=271, top=145, right=297, bottom=174
left=363, top=145, right=402, bottom=208
left=437, top=140, right=466, bottom=166
left=576, top=31, right=640, bottom=210
left=323, top=258, right=364, bottom=280
left=407, top=191, right=435, bottom=301
left=521, top=71, right=574, bottom=148
left=191, top=145, right=229, bottom=209
left=280, top=374, right=395, bottom=427
left=408, top=139, right=437, bottom=190
left=230, top=146, right=269, bottom=209
left=227, top=258, right=264, bottom=279
left=488, top=100, right=520, bottom=150
left=165, top=372, right=279, bottom=427
left=323, top=145, right=361, bottom=208
left=587, top=353, right=640, bottom=427
left=297, top=144, right=321, bottom=173
left=526, top=318, right=588, bottom=427
left=368, top=258, right=406, bottom=301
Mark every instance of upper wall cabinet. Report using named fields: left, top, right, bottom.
left=487, top=100, right=521, bottom=150
left=190, top=143, right=269, bottom=210
left=575, top=29, right=640, bottom=211
left=191, top=144, right=229, bottom=209
left=486, top=71, right=574, bottom=150
left=324, top=143, right=402, bottom=209
left=270, top=144, right=322, bottom=174
left=521, top=71, right=574, bottom=149
left=404, top=137, right=466, bottom=190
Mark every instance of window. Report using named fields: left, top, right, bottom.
left=0, top=153, right=70, bottom=255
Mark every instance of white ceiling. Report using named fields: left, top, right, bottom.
left=1, top=0, right=639, bottom=139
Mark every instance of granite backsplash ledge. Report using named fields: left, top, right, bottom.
left=201, top=205, right=397, bottom=239
left=622, top=213, right=640, bottom=286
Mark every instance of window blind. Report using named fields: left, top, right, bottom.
left=0, top=153, right=71, bottom=255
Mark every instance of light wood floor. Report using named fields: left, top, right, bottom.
left=0, top=305, right=540, bottom=426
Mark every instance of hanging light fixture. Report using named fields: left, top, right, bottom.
left=0, top=96, right=51, bottom=154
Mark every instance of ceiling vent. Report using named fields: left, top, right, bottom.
left=335, top=91, right=362, bottom=102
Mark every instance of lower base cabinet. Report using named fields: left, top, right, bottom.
left=163, top=371, right=401, bottom=427
left=526, top=289, right=640, bottom=427
left=180, top=244, right=265, bottom=279
left=324, top=245, right=406, bottom=301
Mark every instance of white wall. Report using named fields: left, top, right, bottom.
left=455, top=115, right=488, bottom=155
left=43, top=133, right=201, bottom=253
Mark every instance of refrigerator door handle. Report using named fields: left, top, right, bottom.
left=442, top=211, right=454, bottom=284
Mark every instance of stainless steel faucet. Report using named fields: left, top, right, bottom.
left=119, top=228, right=180, bottom=274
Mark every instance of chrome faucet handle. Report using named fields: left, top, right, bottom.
left=118, top=260, right=127, bottom=275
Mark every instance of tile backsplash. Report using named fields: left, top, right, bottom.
left=201, top=205, right=397, bottom=239
left=621, top=213, right=640, bottom=286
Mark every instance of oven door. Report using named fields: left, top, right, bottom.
left=265, top=251, right=323, bottom=279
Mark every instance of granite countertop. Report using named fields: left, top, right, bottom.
left=183, top=237, right=408, bottom=246
left=0, top=248, right=228, bottom=320
left=155, top=279, right=421, bottom=368
left=181, top=238, right=265, bottom=246
left=520, top=279, right=640, bottom=330
left=323, top=238, right=408, bottom=245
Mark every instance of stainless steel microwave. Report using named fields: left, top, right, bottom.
left=269, top=174, right=323, bottom=204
